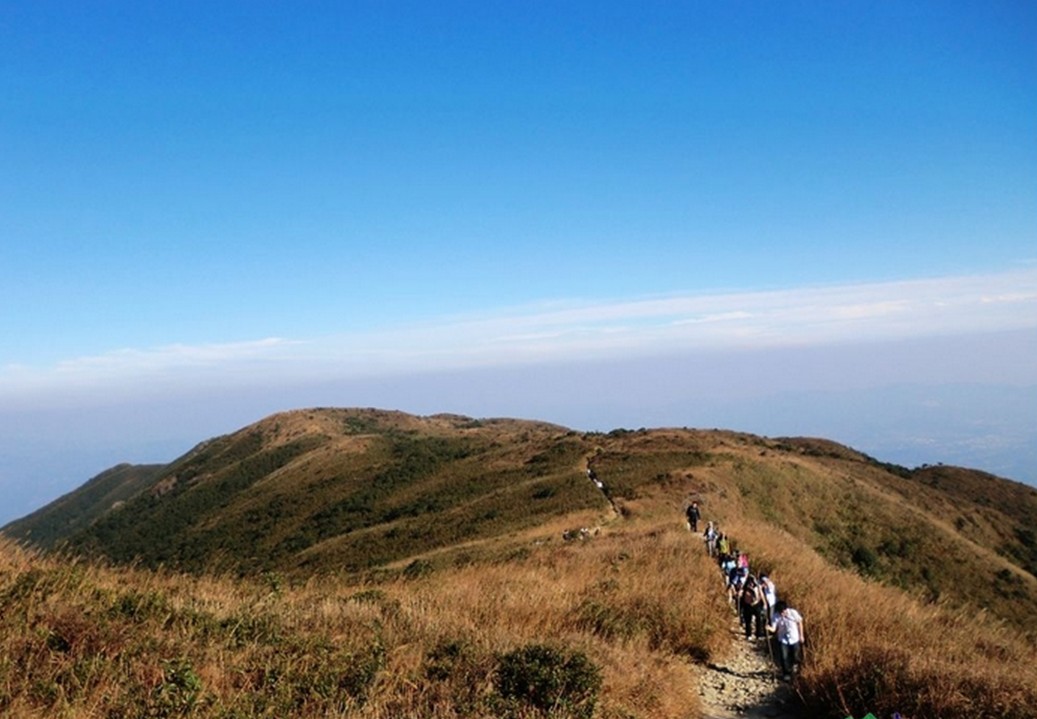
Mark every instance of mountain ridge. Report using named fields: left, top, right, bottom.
left=3, top=406, right=1037, bottom=718
left=4, top=406, right=1036, bottom=632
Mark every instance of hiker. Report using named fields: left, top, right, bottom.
left=740, top=575, right=766, bottom=640
left=717, top=533, right=730, bottom=557
left=759, top=573, right=777, bottom=622
left=587, top=468, right=604, bottom=490
left=719, top=552, right=736, bottom=580
left=685, top=501, right=701, bottom=532
left=727, top=563, right=748, bottom=605
left=767, top=601, right=805, bottom=680
left=703, top=521, right=718, bottom=556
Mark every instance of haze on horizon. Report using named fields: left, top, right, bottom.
left=2, top=2, right=1035, bottom=525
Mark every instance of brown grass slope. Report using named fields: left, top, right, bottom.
left=2, top=431, right=1036, bottom=717
left=0, top=524, right=737, bottom=718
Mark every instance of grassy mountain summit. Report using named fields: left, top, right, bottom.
left=33, top=408, right=598, bottom=575
left=3, top=407, right=1036, bottom=718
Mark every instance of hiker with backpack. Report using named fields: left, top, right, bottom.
left=739, top=575, right=767, bottom=640
left=767, top=601, right=805, bottom=680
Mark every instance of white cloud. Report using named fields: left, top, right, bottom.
left=51, top=338, right=297, bottom=373
left=3, top=268, right=1036, bottom=403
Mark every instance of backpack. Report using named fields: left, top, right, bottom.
left=742, top=580, right=759, bottom=606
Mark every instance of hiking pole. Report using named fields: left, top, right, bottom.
left=766, top=629, right=775, bottom=674
left=763, top=616, right=778, bottom=678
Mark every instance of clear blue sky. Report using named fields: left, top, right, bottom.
left=1, top=1, right=1035, bottom=522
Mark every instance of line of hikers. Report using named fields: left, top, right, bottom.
left=698, top=515, right=806, bottom=681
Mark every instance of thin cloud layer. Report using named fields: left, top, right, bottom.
left=318, top=268, right=1037, bottom=370
left=3, top=269, right=1035, bottom=403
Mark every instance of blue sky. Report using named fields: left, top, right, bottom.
left=1, top=1, right=1036, bottom=524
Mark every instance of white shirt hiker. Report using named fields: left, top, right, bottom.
left=761, top=577, right=777, bottom=607
left=773, top=607, right=803, bottom=645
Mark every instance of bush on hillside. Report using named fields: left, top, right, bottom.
left=494, top=644, right=601, bottom=719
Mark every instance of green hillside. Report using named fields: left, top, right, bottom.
left=2, top=462, right=164, bottom=549
left=35, top=409, right=601, bottom=575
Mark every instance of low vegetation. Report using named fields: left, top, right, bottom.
left=3, top=408, right=1036, bottom=717
left=0, top=525, right=731, bottom=718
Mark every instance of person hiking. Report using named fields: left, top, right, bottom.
left=685, top=501, right=701, bottom=532
left=721, top=558, right=735, bottom=595
left=717, top=533, right=730, bottom=557
left=740, top=575, right=765, bottom=640
left=759, top=573, right=777, bottom=623
left=728, top=563, right=748, bottom=606
left=703, top=521, right=718, bottom=556
left=767, top=601, right=805, bottom=680
left=587, top=468, right=604, bottom=490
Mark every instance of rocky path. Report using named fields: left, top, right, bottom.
left=696, top=617, right=802, bottom=719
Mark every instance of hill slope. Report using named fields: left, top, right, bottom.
left=4, top=407, right=1037, bottom=718
left=11, top=409, right=600, bottom=575
left=2, top=462, right=164, bottom=549
left=5, top=408, right=1037, bottom=634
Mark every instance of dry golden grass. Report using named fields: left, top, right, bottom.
left=721, top=517, right=1037, bottom=719
left=0, top=520, right=730, bottom=719
left=6, top=416, right=1037, bottom=718
left=5, top=501, right=1037, bottom=718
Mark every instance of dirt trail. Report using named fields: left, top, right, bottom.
left=586, top=453, right=801, bottom=717
left=696, top=616, right=802, bottom=719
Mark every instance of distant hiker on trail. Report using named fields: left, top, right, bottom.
left=685, top=501, right=701, bottom=532
left=768, top=601, right=805, bottom=680
left=703, top=521, right=718, bottom=556
left=717, top=533, right=730, bottom=556
left=587, top=468, right=604, bottom=490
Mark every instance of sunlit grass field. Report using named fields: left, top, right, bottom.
left=4, top=510, right=1036, bottom=718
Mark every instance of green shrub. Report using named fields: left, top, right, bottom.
left=851, top=544, right=879, bottom=575
left=494, top=644, right=601, bottom=718
left=422, top=638, right=491, bottom=713
left=148, top=657, right=204, bottom=718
